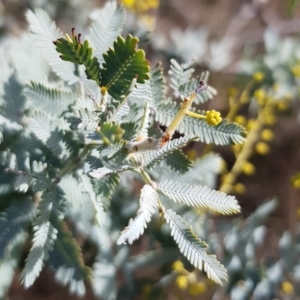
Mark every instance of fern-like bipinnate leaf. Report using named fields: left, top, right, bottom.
left=169, top=59, right=216, bottom=104
left=29, top=110, right=69, bottom=157
left=24, top=81, right=77, bottom=116
left=159, top=180, right=240, bottom=215
left=142, top=135, right=197, bottom=170
left=88, top=1, right=125, bottom=65
left=165, top=149, right=192, bottom=173
left=129, top=63, right=166, bottom=108
left=156, top=103, right=246, bottom=145
left=55, top=31, right=101, bottom=86
left=22, top=185, right=66, bottom=288
left=100, top=35, right=150, bottom=99
left=48, top=219, right=92, bottom=297
left=173, top=153, right=222, bottom=186
left=0, top=198, right=35, bottom=261
left=26, top=9, right=78, bottom=84
left=117, top=184, right=158, bottom=245
left=163, top=208, right=227, bottom=285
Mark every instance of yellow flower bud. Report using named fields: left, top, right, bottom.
left=233, top=183, right=246, bottom=194
left=176, top=275, right=188, bottom=290
left=188, top=282, right=206, bottom=296
left=242, top=162, right=256, bottom=176
left=205, top=110, right=222, bottom=126
left=253, top=71, right=264, bottom=82
left=281, top=281, right=294, bottom=295
left=291, top=173, right=300, bottom=189
left=234, top=115, right=247, bottom=126
left=247, top=119, right=256, bottom=131
left=254, top=89, right=267, bottom=105
left=186, top=149, right=197, bottom=161
left=277, top=100, right=289, bottom=111
left=227, top=87, right=237, bottom=98
left=122, top=0, right=135, bottom=7
left=263, top=114, right=277, bottom=125
left=172, top=260, right=185, bottom=273
left=255, top=142, right=270, bottom=155
left=291, top=65, right=300, bottom=77
left=101, top=86, right=107, bottom=95
left=261, top=129, right=274, bottom=141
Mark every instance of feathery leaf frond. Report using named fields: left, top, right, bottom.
left=0, top=198, right=35, bottom=261
left=163, top=208, right=227, bottom=285
left=89, top=1, right=126, bottom=65
left=156, top=103, right=246, bottom=145
left=22, top=185, right=66, bottom=288
left=100, top=35, right=150, bottom=99
left=29, top=110, right=69, bottom=157
left=173, top=153, right=222, bottom=186
left=48, top=219, right=92, bottom=297
left=129, top=63, right=166, bottom=107
left=159, top=180, right=240, bottom=215
left=168, top=59, right=216, bottom=104
left=117, top=184, right=158, bottom=245
left=143, top=135, right=197, bottom=170
left=24, top=81, right=77, bottom=116
left=26, top=9, right=78, bottom=84
left=165, top=149, right=192, bottom=173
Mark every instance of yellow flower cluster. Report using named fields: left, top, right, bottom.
left=121, top=0, right=159, bottom=13
left=205, top=110, right=222, bottom=126
left=291, top=172, right=300, bottom=189
left=242, top=161, right=256, bottom=175
left=188, top=282, right=206, bottom=296
left=172, top=260, right=207, bottom=295
left=255, top=142, right=270, bottom=155
left=253, top=71, right=265, bottom=82
left=281, top=281, right=294, bottom=294
left=291, top=64, right=300, bottom=77
left=254, top=89, right=267, bottom=105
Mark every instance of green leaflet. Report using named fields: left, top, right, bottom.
left=100, top=35, right=150, bottom=99
left=55, top=31, right=101, bottom=86
left=48, top=219, right=92, bottom=297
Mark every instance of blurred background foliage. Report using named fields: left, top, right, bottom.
left=1, top=0, right=300, bottom=299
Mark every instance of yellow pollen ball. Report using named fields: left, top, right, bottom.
left=234, top=115, right=247, bottom=126
left=227, top=87, right=237, bottom=97
left=188, top=282, right=207, bottom=296
left=253, top=71, right=264, bottom=82
left=122, top=0, right=135, bottom=7
left=281, top=281, right=294, bottom=295
left=172, top=260, right=184, bottom=273
left=176, top=275, right=188, bottom=290
left=277, top=101, right=289, bottom=111
left=292, top=178, right=300, bottom=189
left=291, top=65, right=300, bottom=77
left=242, top=162, right=256, bottom=176
left=264, top=115, right=277, bottom=125
left=234, top=183, right=246, bottom=194
left=254, top=89, right=267, bottom=105
left=255, top=142, right=270, bottom=155
left=247, top=119, right=256, bottom=131
left=261, top=129, right=274, bottom=141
